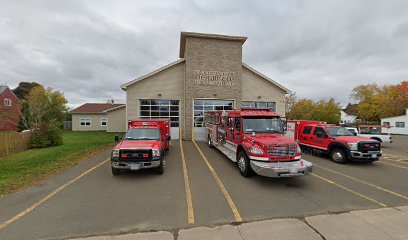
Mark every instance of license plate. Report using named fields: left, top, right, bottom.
left=371, top=154, right=377, bottom=158
left=129, top=163, right=140, bottom=170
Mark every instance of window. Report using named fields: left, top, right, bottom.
left=140, top=99, right=179, bottom=127
left=4, top=98, right=11, bottom=106
left=302, top=126, right=313, bottom=134
left=314, top=127, right=327, bottom=138
left=101, top=118, right=107, bottom=126
left=383, top=122, right=390, bottom=126
left=80, top=118, right=91, bottom=126
left=235, top=118, right=241, bottom=132
left=396, top=122, right=405, bottom=128
left=242, top=101, right=276, bottom=112
left=193, top=99, right=234, bottom=127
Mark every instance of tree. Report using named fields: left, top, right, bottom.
left=12, top=82, right=42, bottom=131
left=286, top=96, right=341, bottom=124
left=12, top=82, right=41, bottom=99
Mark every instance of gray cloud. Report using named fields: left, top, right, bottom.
left=1, top=0, right=407, bottom=108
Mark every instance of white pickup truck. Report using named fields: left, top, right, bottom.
left=346, top=125, right=392, bottom=143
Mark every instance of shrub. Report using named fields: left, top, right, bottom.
left=29, top=123, right=63, bottom=148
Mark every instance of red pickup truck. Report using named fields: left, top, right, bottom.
left=287, top=120, right=381, bottom=163
left=110, top=119, right=171, bottom=175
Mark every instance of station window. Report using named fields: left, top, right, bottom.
left=396, top=122, right=405, bottom=128
left=139, top=99, right=179, bottom=127
left=383, top=122, right=390, bottom=126
left=80, top=118, right=91, bottom=126
left=193, top=99, right=234, bottom=127
left=242, top=101, right=276, bottom=112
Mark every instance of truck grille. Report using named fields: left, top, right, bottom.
left=267, top=144, right=296, bottom=156
left=358, top=141, right=380, bottom=153
left=119, top=149, right=152, bottom=161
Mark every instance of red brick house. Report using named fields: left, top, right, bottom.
left=0, top=86, right=20, bottom=131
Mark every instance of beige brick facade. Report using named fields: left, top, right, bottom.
left=122, top=32, right=290, bottom=140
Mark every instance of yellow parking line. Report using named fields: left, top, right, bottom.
left=313, top=163, right=408, bottom=200
left=0, top=158, right=110, bottom=230
left=311, top=173, right=387, bottom=207
left=192, top=130, right=242, bottom=223
left=179, top=128, right=195, bottom=224
left=378, top=161, right=408, bottom=170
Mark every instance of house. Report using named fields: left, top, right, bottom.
left=121, top=32, right=290, bottom=140
left=381, top=108, right=408, bottom=135
left=0, top=86, right=20, bottom=131
left=70, top=103, right=126, bottom=132
left=340, top=103, right=358, bottom=125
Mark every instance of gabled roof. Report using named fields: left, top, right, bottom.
left=242, top=63, right=291, bottom=94
left=70, top=103, right=125, bottom=114
left=121, top=59, right=185, bottom=90
left=0, top=85, right=20, bottom=101
left=103, top=104, right=126, bottom=113
left=342, top=103, right=358, bottom=116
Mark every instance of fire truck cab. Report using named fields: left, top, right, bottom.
left=110, top=119, right=171, bottom=175
left=205, top=108, right=312, bottom=177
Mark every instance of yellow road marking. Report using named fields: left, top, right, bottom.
left=179, top=128, right=195, bottom=224
left=192, top=129, right=242, bottom=223
left=0, top=158, right=110, bottom=230
left=311, top=173, right=387, bottom=207
left=378, top=161, right=408, bottom=170
left=313, top=163, right=408, bottom=200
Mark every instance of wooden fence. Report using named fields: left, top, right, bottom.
left=0, top=132, right=30, bottom=157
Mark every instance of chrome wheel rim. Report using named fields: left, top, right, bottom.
left=238, top=156, right=246, bottom=172
left=208, top=138, right=211, bottom=146
left=332, top=152, right=343, bottom=162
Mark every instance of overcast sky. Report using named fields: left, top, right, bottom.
left=1, top=0, right=407, bottom=109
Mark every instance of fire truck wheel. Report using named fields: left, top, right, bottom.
left=111, top=167, right=120, bottom=175
left=208, top=135, right=213, bottom=148
left=237, top=151, right=254, bottom=177
left=156, top=157, right=165, bottom=175
left=330, top=148, right=347, bottom=164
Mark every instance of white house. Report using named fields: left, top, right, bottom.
left=340, top=103, right=358, bottom=125
left=381, top=108, right=408, bottom=135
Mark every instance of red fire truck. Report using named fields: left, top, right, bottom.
left=287, top=120, right=381, bottom=163
left=110, top=119, right=171, bottom=175
left=205, top=108, right=313, bottom=177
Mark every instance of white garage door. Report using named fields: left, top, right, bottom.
left=193, top=99, right=234, bottom=141
left=139, top=99, right=180, bottom=139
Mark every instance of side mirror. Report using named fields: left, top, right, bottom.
left=166, top=134, right=171, bottom=141
left=114, top=134, right=122, bottom=142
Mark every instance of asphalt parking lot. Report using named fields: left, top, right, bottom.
left=0, top=134, right=407, bottom=240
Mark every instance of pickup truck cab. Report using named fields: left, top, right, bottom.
left=287, top=120, right=381, bottom=164
left=110, top=119, right=171, bottom=175
left=345, top=125, right=392, bottom=143
left=205, top=108, right=313, bottom=178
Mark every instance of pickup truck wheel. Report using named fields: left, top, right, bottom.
left=111, top=167, right=120, bottom=175
left=330, top=148, right=347, bottom=164
left=208, top=135, right=213, bottom=148
left=237, top=151, right=254, bottom=177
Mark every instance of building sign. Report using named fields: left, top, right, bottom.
left=193, top=70, right=236, bottom=86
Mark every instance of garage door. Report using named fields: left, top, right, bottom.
left=193, top=99, right=234, bottom=140
left=139, top=99, right=180, bottom=139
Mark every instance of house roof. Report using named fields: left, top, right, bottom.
left=0, top=85, right=20, bottom=101
left=103, top=104, right=126, bottom=113
left=242, top=63, right=291, bottom=94
left=70, top=103, right=125, bottom=114
left=179, top=32, right=247, bottom=58
left=342, top=103, right=358, bottom=116
left=121, top=59, right=185, bottom=90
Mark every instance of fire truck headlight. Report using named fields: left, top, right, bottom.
left=347, top=142, right=358, bottom=151
left=152, top=149, right=161, bottom=157
left=249, top=147, right=264, bottom=155
left=112, top=150, right=119, bottom=159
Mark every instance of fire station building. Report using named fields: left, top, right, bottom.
left=121, top=32, right=290, bottom=140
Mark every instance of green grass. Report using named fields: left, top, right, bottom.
left=0, top=131, right=119, bottom=195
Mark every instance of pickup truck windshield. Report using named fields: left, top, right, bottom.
left=124, top=128, right=160, bottom=140
left=326, top=127, right=354, bottom=136
left=243, top=117, right=283, bottom=134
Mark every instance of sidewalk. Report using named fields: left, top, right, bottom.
left=73, top=206, right=408, bottom=240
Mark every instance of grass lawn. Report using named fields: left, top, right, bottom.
left=0, top=131, right=119, bottom=196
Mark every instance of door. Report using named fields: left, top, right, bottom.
left=232, top=117, right=242, bottom=144
left=299, top=126, right=313, bottom=145
left=311, top=127, right=330, bottom=150
left=226, top=117, right=234, bottom=141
